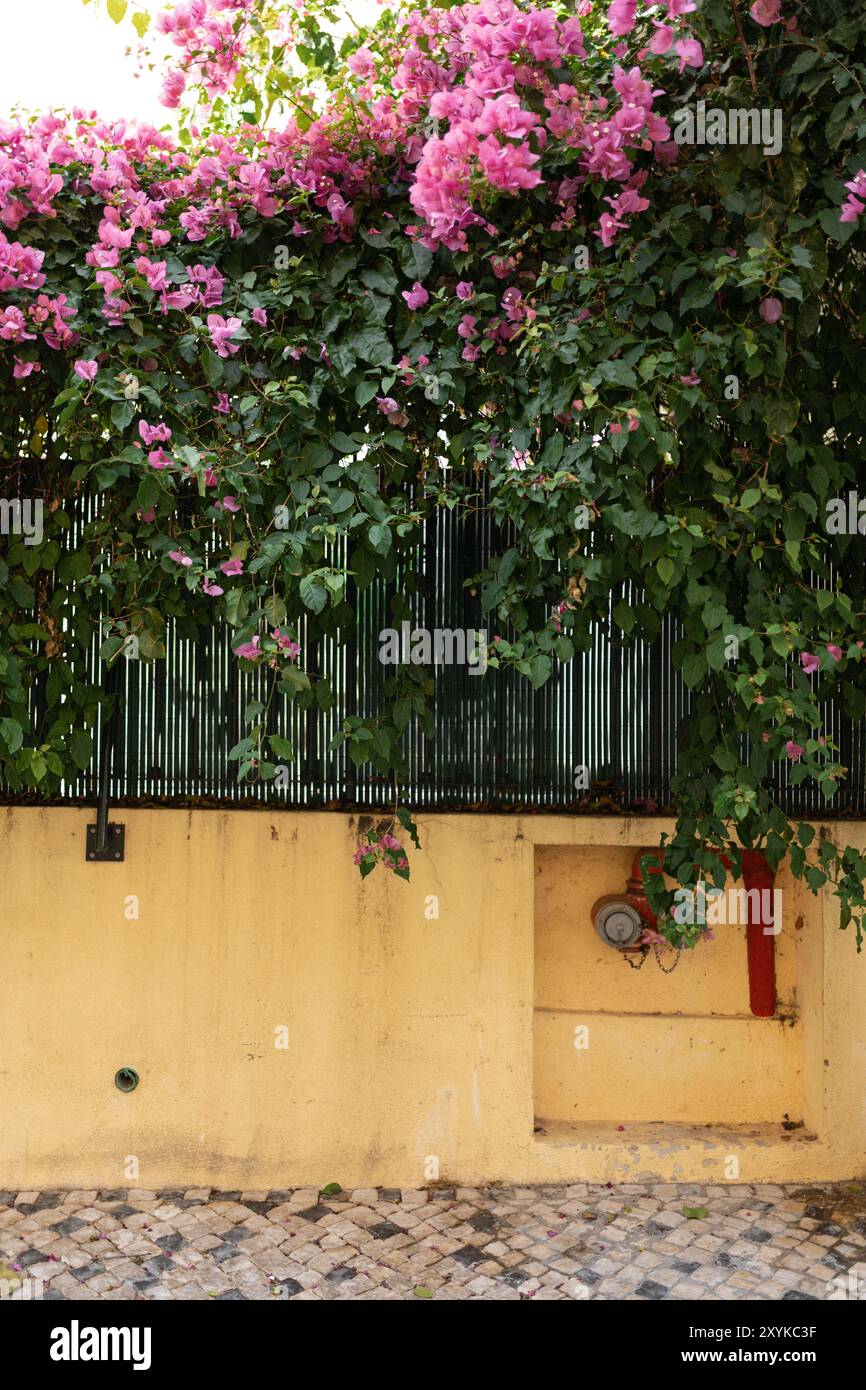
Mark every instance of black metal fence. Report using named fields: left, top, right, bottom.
left=6, top=494, right=866, bottom=817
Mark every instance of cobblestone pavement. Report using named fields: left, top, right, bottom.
left=2, top=1182, right=865, bottom=1301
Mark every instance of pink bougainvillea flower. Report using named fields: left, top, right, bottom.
left=785, top=741, right=805, bottom=761
left=74, top=359, right=98, bottom=382
left=272, top=628, right=301, bottom=658
left=251, top=306, right=268, bottom=327
left=759, top=296, right=783, bottom=323
left=12, top=358, right=40, bottom=379
left=139, top=420, right=172, bottom=446
left=827, top=643, right=843, bottom=662
left=609, top=421, right=623, bottom=435
left=800, top=651, right=819, bottom=674
left=206, top=313, right=242, bottom=358
left=234, top=636, right=261, bottom=660
left=402, top=281, right=429, bottom=310
left=675, top=38, right=704, bottom=71
left=649, top=22, right=675, bottom=54
left=220, top=556, right=244, bottom=576
left=214, top=393, right=231, bottom=414
left=347, top=46, right=375, bottom=78
left=202, top=579, right=224, bottom=597
left=168, top=549, right=193, bottom=568
left=147, top=448, right=172, bottom=470
left=749, top=0, right=783, bottom=25
left=216, top=495, right=241, bottom=512
left=840, top=171, right=866, bottom=224
left=456, top=281, right=474, bottom=300
left=376, top=395, right=399, bottom=414
left=606, top=0, right=637, bottom=36
left=137, top=507, right=157, bottom=523
left=680, top=371, right=701, bottom=385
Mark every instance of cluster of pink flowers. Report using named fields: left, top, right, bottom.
left=352, top=833, right=410, bottom=875
left=840, top=170, right=866, bottom=225
left=155, top=0, right=255, bottom=106
left=397, top=0, right=683, bottom=252
left=233, top=628, right=302, bottom=662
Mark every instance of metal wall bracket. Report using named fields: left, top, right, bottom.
left=86, top=823, right=125, bottom=862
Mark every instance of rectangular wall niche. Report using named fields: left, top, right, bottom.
left=533, top=846, right=807, bottom=1130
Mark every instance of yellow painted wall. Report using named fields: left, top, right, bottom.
left=1, top=806, right=865, bottom=1189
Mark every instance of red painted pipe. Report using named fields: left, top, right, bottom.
left=739, top=851, right=777, bottom=1018
left=628, top=847, right=777, bottom=1018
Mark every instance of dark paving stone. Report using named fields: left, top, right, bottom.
left=267, top=1191, right=291, bottom=1203
left=368, top=1222, right=404, bottom=1241
left=715, top=1252, right=732, bottom=1267
left=820, top=1252, right=849, bottom=1271
left=108, top=1204, right=138, bottom=1220
left=216, top=1289, right=247, bottom=1300
left=208, top=1243, right=242, bottom=1265
left=155, top=1234, right=185, bottom=1252
left=743, top=1228, right=773, bottom=1244
left=98, top=1190, right=126, bottom=1202
left=50, top=1217, right=87, bottom=1237
left=73, top=1262, right=106, bottom=1282
left=0, top=1192, right=15, bottom=1207
left=643, top=1221, right=669, bottom=1237
left=635, top=1279, right=669, bottom=1300
left=14, top=1204, right=37, bottom=1215
left=575, top=1268, right=602, bottom=1285
left=132, top=1278, right=158, bottom=1291
left=324, top=1267, right=358, bottom=1285
left=275, top=1278, right=303, bottom=1298
left=144, top=1255, right=175, bottom=1276
left=210, top=1192, right=242, bottom=1203
left=18, top=1249, right=48, bottom=1268
left=452, top=1245, right=487, bottom=1267
left=782, top=1289, right=819, bottom=1301
left=816, top=1222, right=845, bottom=1237
left=378, top=1189, right=401, bottom=1203
left=295, top=1205, right=333, bottom=1224
left=33, top=1192, right=64, bottom=1211
left=223, top=1227, right=254, bottom=1246
left=498, top=1268, right=530, bottom=1287
left=44, top=1289, right=67, bottom=1300
left=804, top=1206, right=832, bottom=1222
left=469, top=1212, right=498, bottom=1233
left=673, top=1260, right=700, bottom=1275
left=433, top=1189, right=456, bottom=1202
left=240, top=1200, right=274, bottom=1215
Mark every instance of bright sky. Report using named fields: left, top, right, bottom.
left=4, top=0, right=168, bottom=124
left=3, top=0, right=381, bottom=126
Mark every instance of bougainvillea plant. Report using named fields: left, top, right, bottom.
left=2, top=0, right=866, bottom=945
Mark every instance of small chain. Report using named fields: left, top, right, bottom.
left=654, top=943, right=681, bottom=973
left=624, top=947, right=648, bottom=970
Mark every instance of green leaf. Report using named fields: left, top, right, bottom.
left=299, top=575, right=327, bottom=613
left=107, top=0, right=128, bottom=22
left=0, top=718, right=23, bottom=754
left=682, top=1206, right=709, bottom=1220
left=413, top=1286, right=433, bottom=1299
left=70, top=729, right=93, bottom=771
left=763, top=395, right=800, bottom=437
